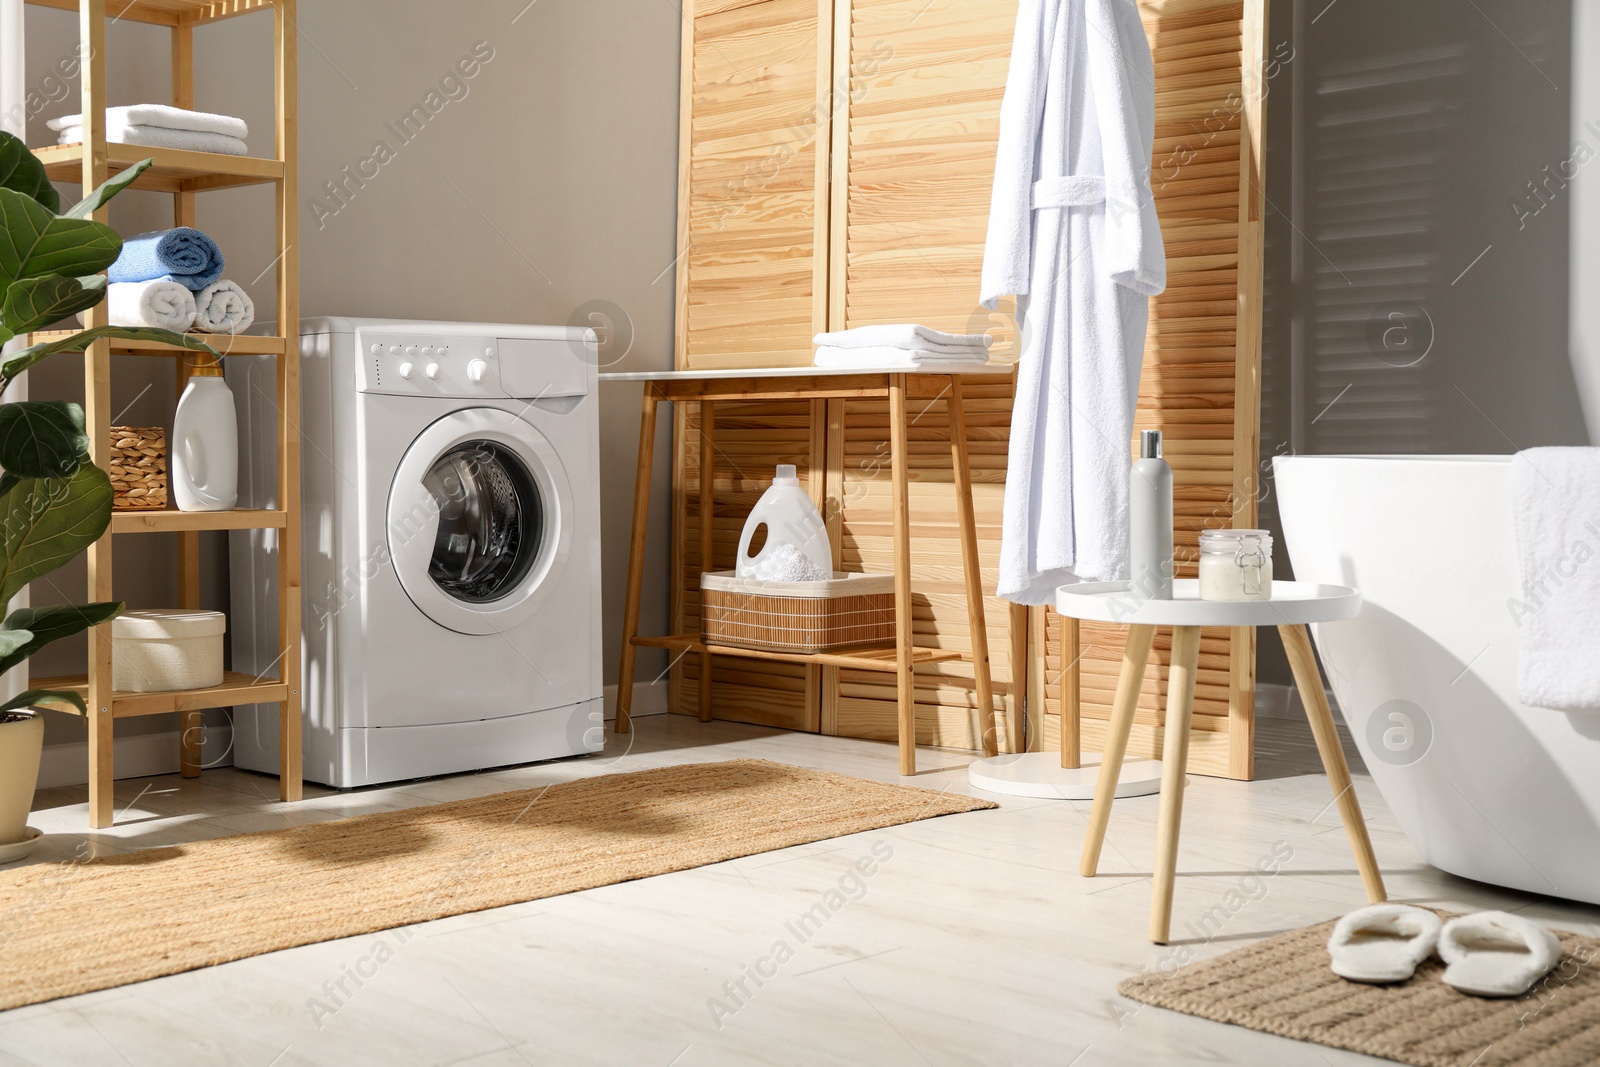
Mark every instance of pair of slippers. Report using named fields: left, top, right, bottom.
left=1327, top=904, right=1562, bottom=997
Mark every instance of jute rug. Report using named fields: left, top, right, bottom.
left=0, top=758, right=992, bottom=1011
left=1119, top=912, right=1600, bottom=1066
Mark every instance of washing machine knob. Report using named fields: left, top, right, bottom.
left=388, top=345, right=402, bottom=356
left=405, top=346, right=420, bottom=358
left=425, top=362, right=441, bottom=380
left=467, top=358, right=488, bottom=384
left=398, top=361, right=414, bottom=380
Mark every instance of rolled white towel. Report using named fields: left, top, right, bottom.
left=48, top=105, right=248, bottom=140
left=82, top=280, right=198, bottom=331
left=814, top=324, right=994, bottom=352
left=193, top=280, right=255, bottom=334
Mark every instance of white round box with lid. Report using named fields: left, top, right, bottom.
left=1197, top=529, right=1273, bottom=601
left=112, top=609, right=226, bottom=692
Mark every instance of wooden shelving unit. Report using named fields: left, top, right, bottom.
left=24, top=0, right=301, bottom=827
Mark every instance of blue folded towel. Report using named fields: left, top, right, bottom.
left=108, top=227, right=225, bottom=292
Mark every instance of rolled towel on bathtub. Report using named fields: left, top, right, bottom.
left=193, top=280, right=255, bottom=334
left=1511, top=447, right=1600, bottom=709
left=108, top=227, right=225, bottom=292
left=82, top=279, right=198, bottom=332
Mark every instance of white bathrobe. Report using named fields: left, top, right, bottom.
left=981, top=0, right=1166, bottom=604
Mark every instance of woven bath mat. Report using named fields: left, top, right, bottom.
left=1119, top=912, right=1600, bottom=1066
left=0, top=759, right=992, bottom=1011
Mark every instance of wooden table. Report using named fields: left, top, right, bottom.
left=602, top=365, right=1009, bottom=774
left=1056, top=579, right=1386, bottom=942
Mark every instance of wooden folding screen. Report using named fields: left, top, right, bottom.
left=670, top=0, right=1268, bottom=778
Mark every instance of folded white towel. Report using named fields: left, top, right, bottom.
left=814, top=344, right=991, bottom=369
left=56, top=125, right=248, bottom=156
left=49, top=105, right=248, bottom=139
left=814, top=325, right=994, bottom=352
left=193, top=280, right=255, bottom=335
left=85, top=280, right=198, bottom=332
left=1512, top=447, right=1600, bottom=709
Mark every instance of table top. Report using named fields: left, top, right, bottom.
left=600, top=363, right=1010, bottom=382
left=1054, top=579, right=1362, bottom=627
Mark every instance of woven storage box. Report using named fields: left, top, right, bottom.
left=109, top=426, right=167, bottom=510
left=700, top=571, right=895, bottom=654
left=112, top=610, right=225, bottom=692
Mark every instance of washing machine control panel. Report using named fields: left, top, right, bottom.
left=357, top=334, right=507, bottom=398
left=356, top=330, right=593, bottom=400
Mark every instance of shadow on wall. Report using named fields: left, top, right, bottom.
left=1256, top=0, right=1583, bottom=685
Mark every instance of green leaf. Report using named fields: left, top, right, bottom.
left=0, top=628, right=33, bottom=661
left=2, top=275, right=107, bottom=336
left=0, top=401, right=88, bottom=478
left=0, top=133, right=60, bottom=215
left=0, top=602, right=120, bottom=677
left=62, top=160, right=154, bottom=220
left=0, top=689, right=86, bottom=715
left=0, top=188, right=122, bottom=290
left=0, top=463, right=114, bottom=606
left=0, top=326, right=218, bottom=383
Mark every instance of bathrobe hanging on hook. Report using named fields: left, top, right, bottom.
left=981, top=0, right=1166, bottom=604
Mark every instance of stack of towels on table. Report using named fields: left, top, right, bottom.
left=48, top=105, right=249, bottom=156
left=813, top=325, right=992, bottom=368
left=84, top=228, right=255, bottom=335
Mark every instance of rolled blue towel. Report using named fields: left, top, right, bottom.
left=108, top=227, right=225, bottom=292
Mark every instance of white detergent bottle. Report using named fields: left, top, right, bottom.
left=736, top=464, right=832, bottom=580
left=172, top=359, right=238, bottom=512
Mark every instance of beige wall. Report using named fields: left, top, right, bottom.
left=23, top=0, right=681, bottom=763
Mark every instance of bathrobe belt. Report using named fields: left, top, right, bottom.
left=1030, top=175, right=1107, bottom=210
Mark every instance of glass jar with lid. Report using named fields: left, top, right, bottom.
left=1198, top=529, right=1273, bottom=601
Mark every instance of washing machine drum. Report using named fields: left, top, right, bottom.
left=389, top=408, right=574, bottom=635
left=423, top=444, right=540, bottom=602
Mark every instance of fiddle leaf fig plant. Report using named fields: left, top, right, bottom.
left=0, top=129, right=220, bottom=717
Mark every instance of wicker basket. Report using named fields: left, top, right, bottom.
left=700, top=571, right=896, bottom=654
left=109, top=426, right=168, bottom=510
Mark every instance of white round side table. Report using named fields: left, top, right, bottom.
left=1054, top=578, right=1386, bottom=943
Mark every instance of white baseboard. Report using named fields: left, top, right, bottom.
left=603, top=679, right=668, bottom=721
left=1256, top=681, right=1344, bottom=724
left=37, top=724, right=236, bottom=790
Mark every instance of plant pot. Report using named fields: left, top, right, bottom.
left=0, top=712, right=44, bottom=846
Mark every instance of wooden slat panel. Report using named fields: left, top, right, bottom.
left=674, top=400, right=820, bottom=730
left=826, top=0, right=1020, bottom=754
left=677, top=0, right=831, bottom=368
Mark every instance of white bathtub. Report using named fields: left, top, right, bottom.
left=1275, top=455, right=1600, bottom=905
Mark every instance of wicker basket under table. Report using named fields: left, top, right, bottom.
left=700, top=571, right=895, bottom=654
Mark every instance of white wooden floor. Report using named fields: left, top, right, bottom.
left=7, top=714, right=1599, bottom=1067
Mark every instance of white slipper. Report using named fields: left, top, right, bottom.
left=1327, top=904, right=1443, bottom=983
left=1437, top=911, right=1562, bottom=998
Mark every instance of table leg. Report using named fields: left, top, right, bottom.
left=1280, top=623, right=1387, bottom=903
left=947, top=377, right=997, bottom=757
left=1150, top=625, right=1201, bottom=944
left=614, top=389, right=659, bottom=735
left=1080, top=623, right=1156, bottom=877
left=889, top=374, right=916, bottom=775
left=698, top=401, right=716, bottom=723
left=1061, top=616, right=1081, bottom=769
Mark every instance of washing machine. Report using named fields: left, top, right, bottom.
left=229, top=317, right=604, bottom=787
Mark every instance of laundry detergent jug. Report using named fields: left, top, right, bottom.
left=736, top=465, right=833, bottom=581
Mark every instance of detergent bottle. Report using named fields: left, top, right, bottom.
left=735, top=465, right=833, bottom=580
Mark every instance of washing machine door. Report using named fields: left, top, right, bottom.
left=387, top=407, right=573, bottom=636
